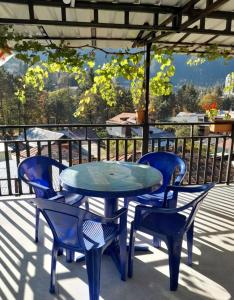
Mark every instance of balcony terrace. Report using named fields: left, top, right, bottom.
left=0, top=122, right=234, bottom=300
left=1, top=0, right=234, bottom=299
left=1, top=184, right=234, bottom=300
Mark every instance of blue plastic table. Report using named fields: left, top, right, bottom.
left=60, top=161, right=162, bottom=269
left=60, top=161, right=162, bottom=218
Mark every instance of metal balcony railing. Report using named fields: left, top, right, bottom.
left=0, top=122, right=233, bottom=196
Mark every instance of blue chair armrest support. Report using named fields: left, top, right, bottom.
left=134, top=183, right=214, bottom=228
left=28, top=181, right=51, bottom=191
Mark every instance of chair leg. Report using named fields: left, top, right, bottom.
left=128, top=223, right=136, bottom=278
left=166, top=237, right=183, bottom=291
left=153, top=236, right=161, bottom=248
left=85, top=248, right=102, bottom=300
left=187, top=222, right=194, bottom=266
left=57, top=248, right=64, bottom=256
left=35, top=207, right=40, bottom=243
left=66, top=249, right=75, bottom=263
left=85, top=200, right=89, bottom=210
left=123, top=198, right=129, bottom=209
left=50, top=245, right=59, bottom=294
left=119, top=229, right=127, bottom=281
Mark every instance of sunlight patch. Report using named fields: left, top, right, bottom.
left=155, top=264, right=231, bottom=300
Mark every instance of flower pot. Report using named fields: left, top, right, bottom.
left=135, top=109, right=145, bottom=124
left=209, top=120, right=233, bottom=133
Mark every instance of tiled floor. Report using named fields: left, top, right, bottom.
left=1, top=185, right=234, bottom=300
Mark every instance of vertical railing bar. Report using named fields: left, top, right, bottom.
left=151, top=138, right=155, bottom=152
left=88, top=140, right=92, bottom=162
left=172, top=138, right=178, bottom=183
left=58, top=140, right=62, bottom=164
left=37, top=141, right=41, bottom=155
left=174, top=138, right=178, bottom=154
left=115, top=139, right=119, bottom=161
left=219, top=136, right=226, bottom=183
left=15, top=142, right=22, bottom=195
left=196, top=137, right=203, bottom=184
left=26, top=140, right=33, bottom=193
left=4, top=142, right=12, bottom=195
left=226, top=128, right=234, bottom=184
left=133, top=139, right=137, bottom=162
left=26, top=141, right=30, bottom=158
left=48, top=141, right=52, bottom=158
left=68, top=140, right=72, bottom=166
left=158, top=138, right=161, bottom=152
left=182, top=138, right=186, bottom=159
left=124, top=139, right=128, bottom=161
left=23, top=127, right=27, bottom=142
left=204, top=137, right=211, bottom=183
left=106, top=139, right=110, bottom=161
left=188, top=138, right=194, bottom=184
left=97, top=140, right=101, bottom=161
left=78, top=140, right=82, bottom=164
left=211, top=138, right=218, bottom=182
left=166, top=138, right=170, bottom=151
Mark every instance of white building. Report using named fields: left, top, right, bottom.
left=170, top=112, right=205, bottom=123
left=224, top=73, right=234, bottom=96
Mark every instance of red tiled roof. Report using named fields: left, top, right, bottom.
left=106, top=112, right=136, bottom=125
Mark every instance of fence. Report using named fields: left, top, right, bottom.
left=0, top=122, right=233, bottom=196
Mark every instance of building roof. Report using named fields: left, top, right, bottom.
left=0, top=0, right=233, bottom=53
left=18, top=127, right=65, bottom=147
left=62, top=128, right=99, bottom=140
left=106, top=112, right=136, bottom=125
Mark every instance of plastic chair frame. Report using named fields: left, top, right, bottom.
left=18, top=155, right=87, bottom=243
left=124, top=152, right=186, bottom=209
left=33, top=198, right=127, bottom=300
left=128, top=183, right=214, bottom=291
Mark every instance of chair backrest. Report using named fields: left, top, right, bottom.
left=181, top=184, right=214, bottom=232
left=138, top=152, right=186, bottom=193
left=135, top=183, right=214, bottom=235
left=33, top=198, right=109, bottom=250
left=18, top=156, right=67, bottom=198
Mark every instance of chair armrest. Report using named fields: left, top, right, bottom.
left=28, top=181, right=51, bottom=191
left=165, top=183, right=214, bottom=196
left=48, top=194, right=65, bottom=201
left=109, top=207, right=127, bottom=221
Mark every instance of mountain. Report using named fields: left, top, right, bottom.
left=171, top=55, right=234, bottom=87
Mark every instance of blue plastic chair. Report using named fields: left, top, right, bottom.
left=124, top=152, right=186, bottom=209
left=128, top=183, right=214, bottom=291
left=18, top=155, right=88, bottom=243
left=124, top=152, right=186, bottom=248
left=33, top=198, right=127, bottom=300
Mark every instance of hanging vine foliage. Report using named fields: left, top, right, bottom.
left=0, top=25, right=232, bottom=117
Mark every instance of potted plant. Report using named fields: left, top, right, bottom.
left=199, top=94, right=233, bottom=133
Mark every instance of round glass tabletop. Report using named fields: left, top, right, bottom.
left=60, top=161, right=162, bottom=198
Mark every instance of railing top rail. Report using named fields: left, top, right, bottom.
left=0, top=121, right=233, bottom=129
left=0, top=134, right=231, bottom=143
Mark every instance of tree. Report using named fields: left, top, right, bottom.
left=45, top=88, right=78, bottom=124
left=176, top=84, right=200, bottom=113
